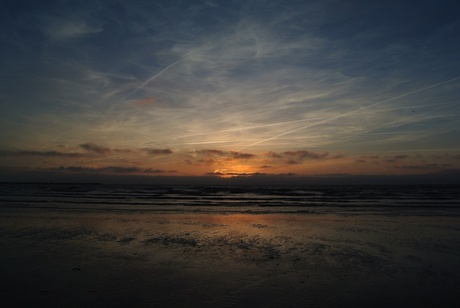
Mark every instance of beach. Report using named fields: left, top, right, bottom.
left=1, top=208, right=459, bottom=307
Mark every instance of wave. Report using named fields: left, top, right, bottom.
left=1, top=183, right=459, bottom=214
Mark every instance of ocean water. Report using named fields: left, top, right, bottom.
left=1, top=183, right=459, bottom=215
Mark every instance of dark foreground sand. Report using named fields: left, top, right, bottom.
left=1, top=208, right=459, bottom=307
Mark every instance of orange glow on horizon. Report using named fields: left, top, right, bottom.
left=213, top=164, right=258, bottom=178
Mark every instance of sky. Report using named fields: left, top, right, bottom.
left=1, top=0, right=460, bottom=184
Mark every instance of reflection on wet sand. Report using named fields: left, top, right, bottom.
left=1, top=209, right=460, bottom=307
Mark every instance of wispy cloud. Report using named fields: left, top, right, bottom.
left=192, top=149, right=256, bottom=162
left=44, top=18, right=103, bottom=41
left=0, top=150, right=85, bottom=158
left=80, top=143, right=111, bottom=155
left=53, top=166, right=174, bottom=174
left=264, top=150, right=333, bottom=165
left=283, top=151, right=329, bottom=160
left=395, top=164, right=453, bottom=170
left=196, top=149, right=225, bottom=156
left=1, top=1, right=460, bottom=180
left=229, top=151, right=255, bottom=160
left=206, top=171, right=267, bottom=177
left=143, top=148, right=173, bottom=155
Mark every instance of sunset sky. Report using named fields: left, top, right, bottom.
left=1, top=0, right=460, bottom=184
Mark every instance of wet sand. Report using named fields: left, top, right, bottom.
left=1, top=208, right=459, bottom=307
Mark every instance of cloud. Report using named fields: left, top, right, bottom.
left=53, top=166, right=169, bottom=174
left=97, top=166, right=142, bottom=173
left=229, top=151, right=256, bottom=160
left=80, top=143, right=111, bottom=155
left=354, top=153, right=460, bottom=170
left=205, top=171, right=267, bottom=177
left=194, top=149, right=255, bottom=160
left=185, top=149, right=257, bottom=167
left=79, top=143, right=135, bottom=155
left=44, top=18, right=103, bottom=41
left=358, top=155, right=380, bottom=159
left=259, top=165, right=272, bottom=169
left=266, top=152, right=283, bottom=159
left=2, top=1, right=460, bottom=178
left=393, top=155, right=409, bottom=160
left=395, top=164, right=452, bottom=170
left=383, top=154, right=410, bottom=163
left=0, top=150, right=85, bottom=158
left=430, top=154, right=460, bottom=160
left=196, top=149, right=225, bottom=156
left=264, top=150, right=330, bottom=163
left=283, top=151, right=329, bottom=159
left=145, top=168, right=176, bottom=174
left=143, top=148, right=173, bottom=155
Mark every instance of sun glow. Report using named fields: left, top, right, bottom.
left=213, top=164, right=258, bottom=178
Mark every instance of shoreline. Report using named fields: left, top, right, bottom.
left=2, top=205, right=460, bottom=218
left=1, top=208, right=460, bottom=307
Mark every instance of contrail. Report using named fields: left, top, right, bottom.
left=144, top=116, right=329, bottom=145
left=118, top=59, right=182, bottom=103
left=236, top=125, right=309, bottom=151
left=39, top=133, right=65, bottom=151
left=237, top=76, right=460, bottom=151
left=342, top=76, right=460, bottom=113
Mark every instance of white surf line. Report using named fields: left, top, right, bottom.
left=236, top=76, right=460, bottom=151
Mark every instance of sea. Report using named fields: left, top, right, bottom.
left=1, top=183, right=459, bottom=215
